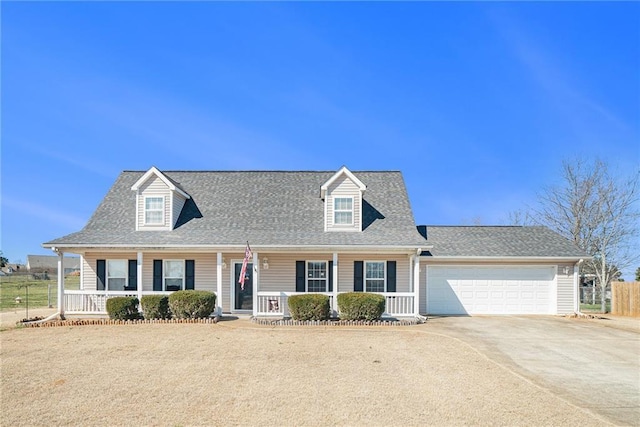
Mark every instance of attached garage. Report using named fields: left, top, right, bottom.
left=426, top=265, right=557, bottom=315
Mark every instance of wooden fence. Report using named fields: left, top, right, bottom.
left=611, top=282, right=640, bottom=317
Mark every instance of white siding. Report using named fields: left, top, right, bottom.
left=137, top=176, right=172, bottom=230
left=82, top=252, right=138, bottom=291
left=337, top=254, right=411, bottom=293
left=556, top=263, right=575, bottom=314
left=142, top=252, right=217, bottom=293
left=326, top=175, right=362, bottom=232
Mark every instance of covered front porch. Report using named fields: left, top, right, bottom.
left=51, top=248, right=422, bottom=318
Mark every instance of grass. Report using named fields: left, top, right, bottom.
left=0, top=322, right=605, bottom=427
left=0, top=274, right=79, bottom=312
left=580, top=301, right=612, bottom=313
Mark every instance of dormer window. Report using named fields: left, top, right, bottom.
left=144, top=196, right=164, bottom=225
left=334, top=197, right=353, bottom=225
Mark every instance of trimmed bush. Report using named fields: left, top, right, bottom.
left=168, top=290, right=216, bottom=319
left=337, top=292, right=385, bottom=321
left=288, top=294, right=331, bottom=321
left=141, top=294, right=171, bottom=319
left=106, top=296, right=141, bottom=320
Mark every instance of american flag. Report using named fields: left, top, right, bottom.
left=238, top=242, right=252, bottom=290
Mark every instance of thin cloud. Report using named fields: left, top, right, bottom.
left=2, top=196, right=86, bottom=230
left=26, top=145, right=119, bottom=179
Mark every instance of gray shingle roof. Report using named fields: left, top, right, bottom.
left=45, top=170, right=427, bottom=248
left=419, top=226, right=588, bottom=258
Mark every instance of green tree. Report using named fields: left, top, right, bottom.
left=0, top=251, right=8, bottom=268
left=636, top=267, right=640, bottom=282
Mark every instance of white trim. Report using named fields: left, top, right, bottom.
left=364, top=260, right=386, bottom=292
left=550, top=265, right=559, bottom=315
left=106, top=259, right=128, bottom=291
left=143, top=195, right=165, bottom=226
left=333, top=196, right=354, bottom=226
left=137, top=252, right=143, bottom=304
left=306, top=260, right=329, bottom=292
left=320, top=166, right=366, bottom=199
left=332, top=253, right=338, bottom=316
left=43, top=244, right=427, bottom=253
left=253, top=252, right=259, bottom=316
left=131, top=166, right=190, bottom=199
left=231, top=260, right=253, bottom=313
left=216, top=252, right=223, bottom=316
left=413, top=255, right=420, bottom=315
left=57, top=252, right=65, bottom=316
left=169, top=194, right=174, bottom=229
left=80, top=255, right=85, bottom=290
left=163, top=259, right=185, bottom=291
left=135, top=189, right=140, bottom=231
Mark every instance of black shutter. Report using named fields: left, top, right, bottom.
left=387, top=261, right=396, bottom=293
left=97, top=260, right=106, bottom=291
left=296, top=261, right=305, bottom=292
left=185, top=260, right=195, bottom=290
left=328, top=261, right=333, bottom=292
left=127, top=260, right=138, bottom=291
left=153, top=260, right=163, bottom=291
left=354, top=261, right=363, bottom=292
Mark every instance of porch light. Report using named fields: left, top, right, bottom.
left=563, top=266, right=570, bottom=276
left=263, top=258, right=269, bottom=270
left=222, top=258, right=227, bottom=269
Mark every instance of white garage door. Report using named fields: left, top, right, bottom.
left=427, top=266, right=556, bottom=315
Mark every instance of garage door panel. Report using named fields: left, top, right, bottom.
left=427, top=266, right=555, bottom=315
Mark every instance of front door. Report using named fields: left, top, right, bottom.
left=233, top=262, right=253, bottom=311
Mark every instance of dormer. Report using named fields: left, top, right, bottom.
left=321, top=166, right=366, bottom=232
left=131, top=167, right=191, bottom=231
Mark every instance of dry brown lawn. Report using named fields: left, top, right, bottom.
left=1, top=320, right=608, bottom=426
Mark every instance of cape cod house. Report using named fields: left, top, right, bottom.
left=43, top=166, right=587, bottom=318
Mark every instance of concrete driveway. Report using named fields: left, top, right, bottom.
left=426, top=315, right=640, bottom=426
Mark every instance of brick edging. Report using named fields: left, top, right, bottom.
left=251, top=318, right=422, bottom=326
left=19, top=318, right=219, bottom=328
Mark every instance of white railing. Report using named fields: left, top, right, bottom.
left=64, top=291, right=163, bottom=314
left=256, top=292, right=336, bottom=317
left=256, top=291, right=416, bottom=317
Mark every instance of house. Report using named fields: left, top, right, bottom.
left=26, top=255, right=81, bottom=275
left=43, top=166, right=587, bottom=318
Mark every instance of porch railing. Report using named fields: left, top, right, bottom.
left=256, top=291, right=416, bottom=317
left=63, top=290, right=168, bottom=314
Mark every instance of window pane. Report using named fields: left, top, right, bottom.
left=146, top=211, right=163, bottom=224
left=108, top=278, right=126, bottom=291
left=366, top=280, right=385, bottom=293
left=107, top=260, right=126, bottom=278
left=165, top=261, right=184, bottom=278
left=366, top=262, right=385, bottom=279
left=334, top=212, right=352, bottom=224
left=145, top=197, right=163, bottom=209
left=334, top=198, right=352, bottom=210
left=308, top=279, right=326, bottom=292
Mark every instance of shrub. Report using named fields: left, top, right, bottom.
left=141, top=294, right=171, bottom=319
left=168, top=290, right=216, bottom=319
left=288, top=294, right=330, bottom=321
left=106, top=296, right=141, bottom=320
left=337, top=292, right=385, bottom=321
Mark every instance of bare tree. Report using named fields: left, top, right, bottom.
left=535, top=158, right=639, bottom=313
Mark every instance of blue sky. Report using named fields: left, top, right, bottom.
left=2, top=2, right=638, bottom=275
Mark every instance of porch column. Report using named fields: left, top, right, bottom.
left=413, top=255, right=420, bottom=316
left=216, top=252, right=223, bottom=316
left=57, top=251, right=65, bottom=317
left=253, top=252, right=259, bottom=317
left=137, top=252, right=143, bottom=303
left=333, top=252, right=339, bottom=316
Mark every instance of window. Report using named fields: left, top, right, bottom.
left=365, top=261, right=385, bottom=292
left=107, top=260, right=127, bottom=291
left=145, top=196, right=164, bottom=225
left=164, top=260, right=184, bottom=291
left=334, top=197, right=353, bottom=225
left=307, top=261, right=327, bottom=292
